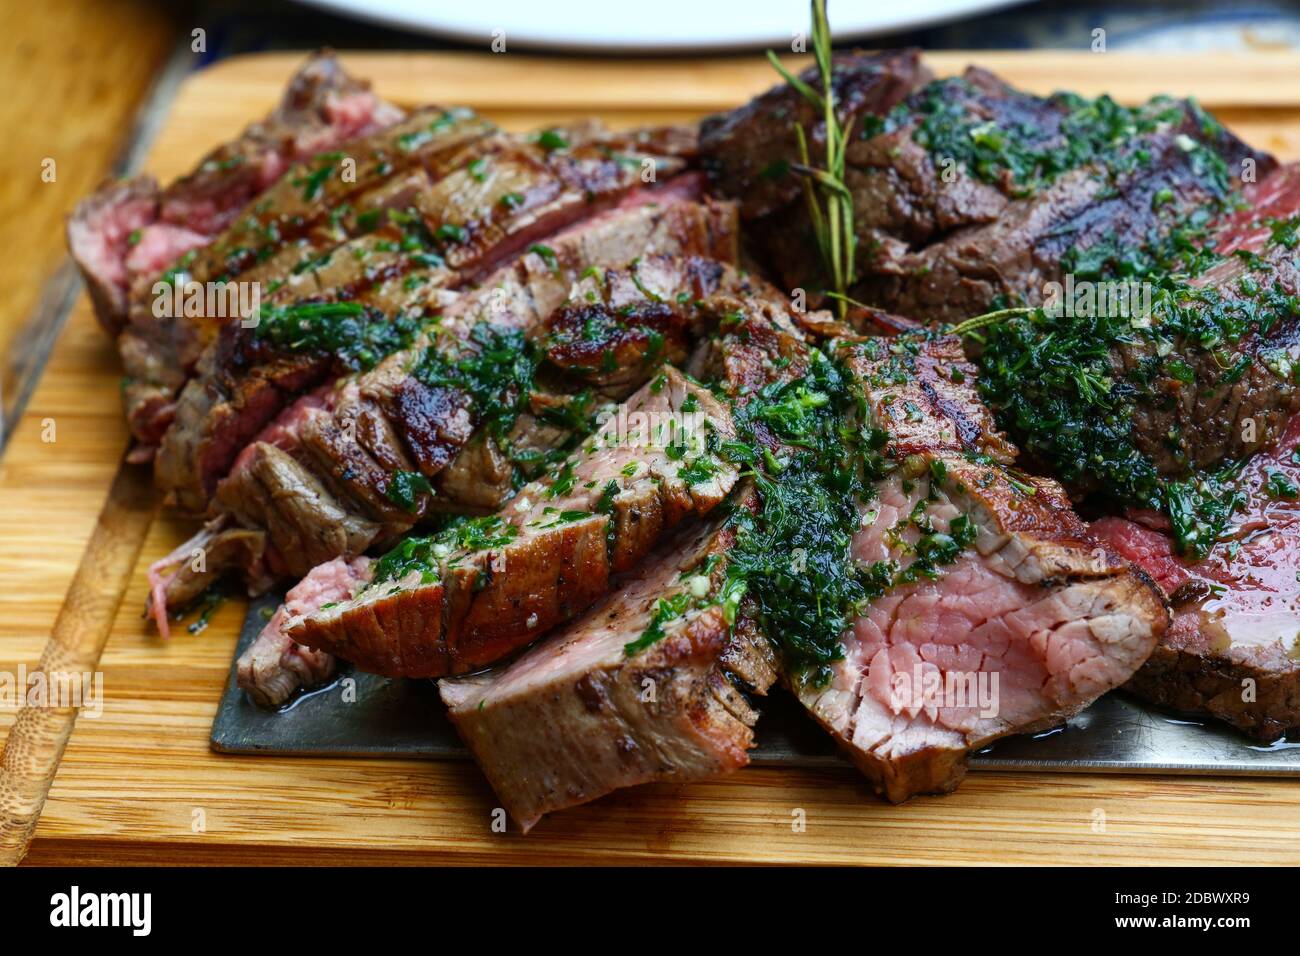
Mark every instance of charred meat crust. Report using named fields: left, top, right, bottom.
left=285, top=367, right=739, bottom=677
left=699, top=48, right=932, bottom=220
left=440, top=499, right=777, bottom=832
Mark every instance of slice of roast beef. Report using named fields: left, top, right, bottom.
left=236, top=556, right=372, bottom=707
left=285, top=366, right=738, bottom=677
left=795, top=336, right=1166, bottom=801
left=69, top=52, right=405, bottom=334
left=1093, top=408, right=1300, bottom=740
left=440, top=510, right=777, bottom=832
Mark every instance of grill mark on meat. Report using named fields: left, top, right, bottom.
left=214, top=441, right=381, bottom=578
left=286, top=366, right=739, bottom=677
left=543, top=255, right=737, bottom=397
left=152, top=142, right=701, bottom=512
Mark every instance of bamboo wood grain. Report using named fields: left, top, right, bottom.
left=0, top=459, right=156, bottom=864
left=4, top=51, right=1300, bottom=866
left=0, top=0, right=177, bottom=420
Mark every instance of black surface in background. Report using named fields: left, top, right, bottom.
left=1, top=865, right=1278, bottom=935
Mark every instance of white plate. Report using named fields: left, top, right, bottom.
left=292, top=0, right=1027, bottom=52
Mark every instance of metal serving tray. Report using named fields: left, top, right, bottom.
left=212, top=595, right=1300, bottom=775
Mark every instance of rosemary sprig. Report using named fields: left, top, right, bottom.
left=949, top=307, right=1035, bottom=338
left=767, top=0, right=855, bottom=317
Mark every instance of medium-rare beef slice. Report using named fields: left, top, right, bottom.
left=796, top=336, right=1166, bottom=802
left=1094, top=408, right=1300, bottom=740
left=440, top=510, right=777, bottom=832
left=69, top=52, right=405, bottom=335
left=236, top=556, right=372, bottom=707
left=179, top=108, right=493, bottom=288
left=285, top=366, right=738, bottom=677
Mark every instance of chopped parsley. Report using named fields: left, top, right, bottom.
left=370, top=515, right=519, bottom=585
left=250, top=301, right=423, bottom=372
left=385, top=470, right=434, bottom=513
left=1265, top=470, right=1299, bottom=500
left=535, top=129, right=569, bottom=151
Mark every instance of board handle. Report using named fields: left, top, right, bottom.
left=0, top=459, right=156, bottom=865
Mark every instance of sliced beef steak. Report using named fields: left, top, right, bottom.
left=1093, top=409, right=1300, bottom=740
left=237, top=556, right=372, bottom=707
left=796, top=336, right=1166, bottom=801
left=174, top=192, right=738, bottom=605
left=157, top=191, right=738, bottom=520
left=440, top=511, right=776, bottom=832
left=124, top=122, right=688, bottom=454
left=285, top=367, right=738, bottom=677
left=69, top=52, right=404, bottom=334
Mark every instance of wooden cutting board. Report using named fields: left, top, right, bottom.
left=5, top=50, right=1300, bottom=866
